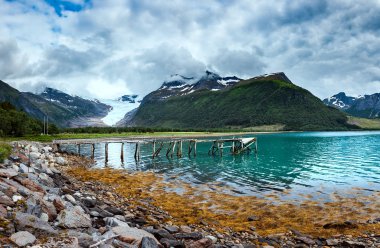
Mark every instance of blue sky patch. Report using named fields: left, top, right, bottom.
left=44, top=0, right=91, bottom=16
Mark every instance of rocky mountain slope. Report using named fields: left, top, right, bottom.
left=0, top=81, right=111, bottom=127
left=324, top=92, right=380, bottom=118
left=120, top=72, right=351, bottom=130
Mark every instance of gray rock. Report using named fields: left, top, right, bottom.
left=29, top=146, right=39, bottom=153
left=40, top=213, right=49, bottom=222
left=141, top=236, right=159, bottom=248
left=205, top=235, right=217, bottom=243
left=0, top=191, right=14, bottom=206
left=42, top=146, right=52, bottom=154
left=55, top=157, right=66, bottom=165
left=68, top=230, right=93, bottom=248
left=0, top=168, right=18, bottom=178
left=104, top=217, right=130, bottom=227
left=164, top=225, right=179, bottom=234
left=19, top=163, right=34, bottom=173
left=10, top=231, right=36, bottom=247
left=15, top=212, right=57, bottom=235
left=174, top=232, right=203, bottom=240
left=326, top=239, right=340, bottom=246
left=82, top=198, right=96, bottom=208
left=65, top=194, right=76, bottom=204
left=12, top=164, right=19, bottom=172
left=9, top=155, right=21, bottom=162
left=112, top=226, right=159, bottom=246
left=57, top=206, right=92, bottom=228
left=104, top=206, right=124, bottom=215
left=160, top=238, right=185, bottom=248
left=29, top=152, right=41, bottom=161
left=148, top=228, right=174, bottom=239
left=295, top=236, right=316, bottom=245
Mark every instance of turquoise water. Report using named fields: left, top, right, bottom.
left=62, top=131, right=380, bottom=199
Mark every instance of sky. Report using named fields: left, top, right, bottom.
left=1, top=0, right=380, bottom=99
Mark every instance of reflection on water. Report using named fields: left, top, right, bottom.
left=61, top=131, right=380, bottom=198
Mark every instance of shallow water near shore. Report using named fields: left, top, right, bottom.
left=62, top=131, right=380, bottom=200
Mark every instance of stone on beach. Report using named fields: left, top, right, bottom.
left=15, top=212, right=57, bottom=235
left=57, top=206, right=92, bottom=228
left=0, top=168, right=18, bottom=178
left=112, top=226, right=159, bottom=245
left=10, top=231, right=36, bottom=247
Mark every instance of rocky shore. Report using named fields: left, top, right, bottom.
left=0, top=142, right=379, bottom=247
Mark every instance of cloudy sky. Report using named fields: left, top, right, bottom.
left=1, top=0, right=380, bottom=99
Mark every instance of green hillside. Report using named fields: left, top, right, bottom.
left=131, top=75, right=352, bottom=131
left=0, top=102, right=44, bottom=136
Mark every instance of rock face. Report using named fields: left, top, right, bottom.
left=10, top=231, right=36, bottom=247
left=57, top=206, right=92, bottom=228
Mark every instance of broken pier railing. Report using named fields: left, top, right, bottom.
left=52, top=137, right=257, bottom=162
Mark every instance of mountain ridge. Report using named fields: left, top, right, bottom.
left=0, top=81, right=111, bottom=127
left=323, top=92, right=380, bottom=118
left=119, top=72, right=352, bottom=130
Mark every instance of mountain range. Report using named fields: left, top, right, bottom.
left=0, top=80, right=111, bottom=128
left=119, top=72, right=351, bottom=131
left=2, top=71, right=378, bottom=131
left=323, top=92, right=380, bottom=118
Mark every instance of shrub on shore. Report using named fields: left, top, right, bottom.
left=0, top=143, right=11, bottom=162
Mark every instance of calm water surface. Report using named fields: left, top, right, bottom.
left=62, top=131, right=380, bottom=199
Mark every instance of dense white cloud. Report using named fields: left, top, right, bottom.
left=0, top=0, right=379, bottom=99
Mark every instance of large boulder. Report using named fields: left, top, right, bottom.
left=10, top=231, right=36, bottom=247
left=14, top=176, right=45, bottom=194
left=57, top=206, right=92, bottom=228
left=0, top=168, right=18, bottom=178
left=15, top=212, right=57, bottom=235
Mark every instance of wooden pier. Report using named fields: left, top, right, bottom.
left=52, top=137, right=257, bottom=162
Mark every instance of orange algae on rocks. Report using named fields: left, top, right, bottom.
left=66, top=167, right=380, bottom=238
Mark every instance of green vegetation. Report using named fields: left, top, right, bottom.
left=0, top=102, right=58, bottom=137
left=133, top=78, right=355, bottom=131
left=0, top=143, right=12, bottom=163
left=347, top=116, right=380, bottom=130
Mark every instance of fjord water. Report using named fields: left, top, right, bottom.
left=65, top=131, right=380, bottom=199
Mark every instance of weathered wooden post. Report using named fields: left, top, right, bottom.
left=152, top=141, right=156, bottom=159
left=91, top=144, right=95, bottom=159
left=171, top=142, right=176, bottom=158
left=255, top=139, right=258, bottom=154
left=105, top=143, right=109, bottom=163
left=177, top=140, right=183, bottom=157
left=220, top=142, right=224, bottom=156
left=56, top=143, right=61, bottom=153
left=77, top=144, right=81, bottom=155
left=194, top=141, right=197, bottom=157
left=134, top=142, right=141, bottom=161
left=120, top=143, right=124, bottom=162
